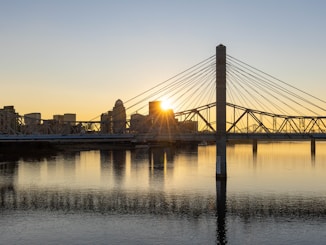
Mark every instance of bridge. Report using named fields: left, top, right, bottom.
left=1, top=45, right=326, bottom=178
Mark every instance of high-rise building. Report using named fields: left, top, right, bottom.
left=130, top=113, right=149, bottom=133
left=24, top=113, right=41, bottom=125
left=53, top=114, right=76, bottom=125
left=52, top=113, right=76, bottom=134
left=149, top=101, right=162, bottom=118
left=148, top=101, right=177, bottom=134
left=63, top=113, right=76, bottom=126
left=112, top=99, right=126, bottom=133
left=53, top=115, right=64, bottom=124
left=100, top=111, right=113, bottom=133
left=23, top=112, right=42, bottom=134
left=0, top=106, right=19, bottom=134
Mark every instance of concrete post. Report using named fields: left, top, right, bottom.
left=216, top=179, right=227, bottom=243
left=216, top=44, right=227, bottom=179
left=311, top=138, right=316, bottom=156
left=253, top=139, right=258, bottom=154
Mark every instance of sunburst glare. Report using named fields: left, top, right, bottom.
left=161, top=99, right=174, bottom=111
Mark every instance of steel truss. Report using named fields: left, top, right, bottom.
left=227, top=103, right=326, bottom=134
left=2, top=102, right=326, bottom=135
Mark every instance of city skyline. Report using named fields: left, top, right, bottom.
left=1, top=1, right=326, bottom=121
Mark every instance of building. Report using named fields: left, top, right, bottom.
left=148, top=101, right=177, bottom=134
left=130, top=101, right=178, bottom=134
left=22, top=112, right=42, bottom=134
left=100, top=111, right=113, bottom=133
left=53, top=114, right=76, bottom=125
left=63, top=113, right=76, bottom=126
left=149, top=101, right=162, bottom=118
left=53, top=115, right=64, bottom=124
left=130, top=113, right=149, bottom=133
left=52, top=113, right=77, bottom=134
left=24, top=113, right=41, bottom=125
left=112, top=99, right=126, bottom=133
left=0, top=106, right=19, bottom=134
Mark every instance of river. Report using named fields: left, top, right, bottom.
left=1, top=142, right=326, bottom=244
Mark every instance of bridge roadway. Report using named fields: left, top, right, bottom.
left=1, top=132, right=326, bottom=144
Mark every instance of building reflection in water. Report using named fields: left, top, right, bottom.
left=149, top=146, right=176, bottom=189
left=100, top=146, right=177, bottom=189
left=149, top=147, right=165, bottom=189
left=100, top=149, right=126, bottom=186
left=100, top=150, right=112, bottom=182
left=112, top=150, right=126, bottom=185
left=0, top=162, right=17, bottom=208
left=46, top=151, right=77, bottom=185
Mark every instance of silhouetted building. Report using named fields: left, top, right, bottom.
left=149, top=101, right=177, bottom=134
left=53, top=114, right=76, bottom=125
left=53, top=115, right=64, bottom=124
left=149, top=101, right=162, bottom=118
left=51, top=113, right=77, bottom=134
left=100, top=111, right=113, bottom=133
left=130, top=101, right=178, bottom=134
left=0, top=106, right=19, bottom=134
left=130, top=113, right=149, bottom=133
left=112, top=99, right=126, bottom=133
left=63, top=113, right=76, bottom=126
left=24, top=113, right=41, bottom=125
left=22, top=112, right=42, bottom=134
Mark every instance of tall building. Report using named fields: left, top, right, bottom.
left=23, top=112, right=41, bottom=134
left=52, top=113, right=77, bottom=134
left=148, top=101, right=177, bottom=134
left=0, top=106, right=19, bottom=134
left=53, top=115, right=64, bottom=124
left=63, top=113, right=76, bottom=126
left=24, top=113, right=41, bottom=125
left=100, top=111, right=113, bottom=133
left=53, top=114, right=76, bottom=125
left=130, top=113, right=149, bottom=133
left=149, top=101, right=162, bottom=118
left=112, top=99, right=126, bottom=133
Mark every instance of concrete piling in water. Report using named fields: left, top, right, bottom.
left=253, top=139, right=258, bottom=154
left=311, top=138, right=316, bottom=156
left=216, top=44, right=227, bottom=179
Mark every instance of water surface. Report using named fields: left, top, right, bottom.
left=1, top=142, right=326, bottom=244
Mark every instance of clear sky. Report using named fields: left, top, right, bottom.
left=1, top=0, right=325, bottom=120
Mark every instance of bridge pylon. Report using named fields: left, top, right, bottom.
left=216, top=44, right=227, bottom=179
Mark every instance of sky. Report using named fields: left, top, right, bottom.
left=1, top=0, right=326, bottom=120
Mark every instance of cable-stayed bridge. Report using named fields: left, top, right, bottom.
left=1, top=45, right=326, bottom=146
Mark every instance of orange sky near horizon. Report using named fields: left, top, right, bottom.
left=1, top=1, right=326, bottom=121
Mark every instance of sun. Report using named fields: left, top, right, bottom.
left=161, top=99, right=174, bottom=111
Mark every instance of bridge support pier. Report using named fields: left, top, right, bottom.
left=252, top=139, right=258, bottom=154
left=311, top=138, right=316, bottom=156
left=216, top=44, right=227, bottom=179
left=216, top=179, right=227, bottom=243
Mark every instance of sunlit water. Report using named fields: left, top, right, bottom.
left=1, top=142, right=326, bottom=244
